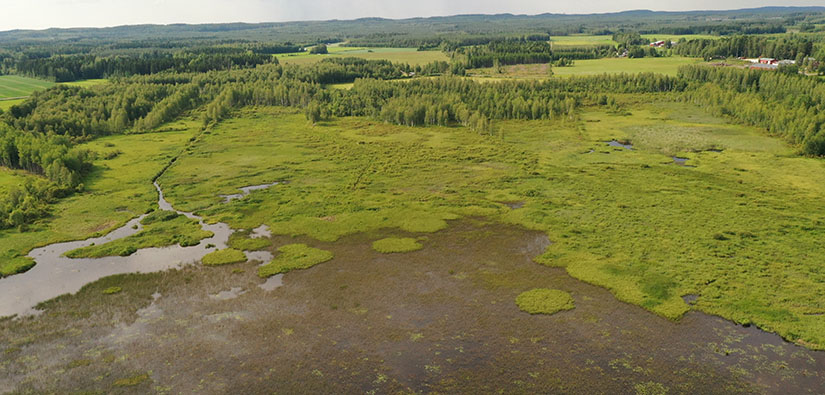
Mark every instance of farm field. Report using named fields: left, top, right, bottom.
left=0, top=98, right=24, bottom=111
left=552, top=56, right=705, bottom=76
left=0, top=75, right=54, bottom=99
left=278, top=47, right=449, bottom=65
left=550, top=34, right=617, bottom=47
left=0, top=76, right=107, bottom=103
left=467, top=56, right=706, bottom=79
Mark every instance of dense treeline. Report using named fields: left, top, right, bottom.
left=4, top=83, right=187, bottom=138
left=4, top=51, right=276, bottom=82
left=0, top=123, right=93, bottom=229
left=639, top=23, right=786, bottom=36
left=457, top=39, right=613, bottom=69
left=197, top=62, right=682, bottom=131
left=673, top=35, right=816, bottom=61
left=282, top=58, right=408, bottom=84
left=678, top=65, right=825, bottom=155
left=460, top=40, right=553, bottom=69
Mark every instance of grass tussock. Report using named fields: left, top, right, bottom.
left=202, top=248, right=247, bottom=266
left=515, top=288, right=575, bottom=315
left=258, top=244, right=333, bottom=278
left=112, top=373, right=150, bottom=387
left=228, top=231, right=272, bottom=251
left=372, top=237, right=423, bottom=253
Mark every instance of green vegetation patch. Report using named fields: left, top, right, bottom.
left=113, top=373, right=150, bottom=387
left=0, top=256, right=35, bottom=277
left=64, top=210, right=212, bottom=258
left=202, top=248, right=247, bottom=266
left=372, top=237, right=423, bottom=253
left=102, top=286, right=122, bottom=295
left=228, top=231, right=272, bottom=251
left=516, top=288, right=575, bottom=315
left=258, top=244, right=333, bottom=278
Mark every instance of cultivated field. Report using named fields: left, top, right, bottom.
left=553, top=56, right=705, bottom=76
left=278, top=47, right=449, bottom=66
left=467, top=56, right=706, bottom=79
left=0, top=75, right=53, bottom=99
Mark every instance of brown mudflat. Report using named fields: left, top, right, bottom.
left=2, top=220, right=823, bottom=393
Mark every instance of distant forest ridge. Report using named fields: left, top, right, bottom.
left=0, top=6, right=824, bottom=45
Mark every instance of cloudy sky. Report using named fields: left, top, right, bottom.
left=3, top=0, right=823, bottom=31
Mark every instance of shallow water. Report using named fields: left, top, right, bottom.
left=210, top=287, right=246, bottom=300
left=607, top=140, right=633, bottom=150
left=258, top=274, right=284, bottom=291
left=0, top=182, right=234, bottom=318
left=219, top=182, right=279, bottom=203
left=250, top=224, right=272, bottom=239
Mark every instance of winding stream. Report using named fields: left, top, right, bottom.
left=0, top=181, right=235, bottom=318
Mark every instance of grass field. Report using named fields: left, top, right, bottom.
left=467, top=57, right=705, bottom=79
left=151, top=100, right=825, bottom=349
left=278, top=47, right=449, bottom=66
left=552, top=56, right=704, bottom=77
left=550, top=35, right=617, bottom=47
left=0, top=76, right=107, bottom=107
left=0, top=75, right=53, bottom=99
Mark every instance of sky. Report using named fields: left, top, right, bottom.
left=2, top=0, right=824, bottom=31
